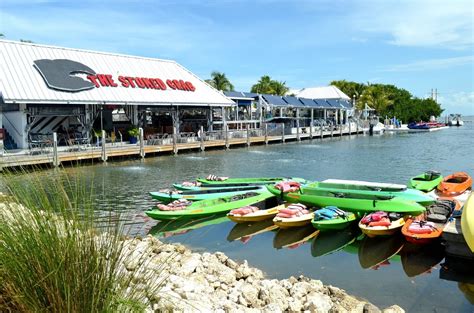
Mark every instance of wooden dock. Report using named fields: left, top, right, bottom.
left=443, top=217, right=474, bottom=260
left=0, top=128, right=361, bottom=170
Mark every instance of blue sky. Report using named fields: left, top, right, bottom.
left=1, top=0, right=473, bottom=114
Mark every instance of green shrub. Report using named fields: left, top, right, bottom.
left=0, top=169, right=162, bottom=312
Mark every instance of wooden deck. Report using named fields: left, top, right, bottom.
left=0, top=128, right=361, bottom=170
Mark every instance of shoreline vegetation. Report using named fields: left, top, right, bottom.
left=0, top=170, right=404, bottom=312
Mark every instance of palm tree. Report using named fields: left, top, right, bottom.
left=205, top=71, right=234, bottom=91
left=251, top=75, right=274, bottom=94
left=270, top=80, right=289, bottom=96
left=358, top=85, right=393, bottom=112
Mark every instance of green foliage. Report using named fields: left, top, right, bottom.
left=205, top=71, right=234, bottom=91
left=0, top=168, right=165, bottom=312
left=127, top=127, right=140, bottom=137
left=330, top=80, right=366, bottom=101
left=251, top=76, right=289, bottom=95
left=331, top=80, right=443, bottom=122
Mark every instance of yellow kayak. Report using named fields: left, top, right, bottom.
left=461, top=193, right=474, bottom=252
left=227, top=203, right=285, bottom=223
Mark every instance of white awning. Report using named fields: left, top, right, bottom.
left=0, top=40, right=234, bottom=107
left=292, top=86, right=351, bottom=100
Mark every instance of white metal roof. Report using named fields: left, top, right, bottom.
left=0, top=40, right=234, bottom=106
left=292, top=86, right=351, bottom=100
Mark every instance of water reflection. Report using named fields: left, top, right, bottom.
left=227, top=219, right=278, bottom=243
left=311, top=226, right=360, bottom=257
left=149, top=214, right=230, bottom=238
left=400, top=242, right=444, bottom=277
left=273, top=225, right=319, bottom=250
left=358, top=235, right=404, bottom=269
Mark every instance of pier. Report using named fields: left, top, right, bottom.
left=0, top=124, right=361, bottom=170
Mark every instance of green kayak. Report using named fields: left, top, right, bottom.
left=306, top=180, right=434, bottom=205
left=149, top=186, right=266, bottom=203
left=311, top=207, right=359, bottom=231
left=266, top=185, right=426, bottom=215
left=173, top=183, right=264, bottom=191
left=146, top=191, right=276, bottom=220
left=197, top=176, right=306, bottom=187
left=408, top=171, right=443, bottom=192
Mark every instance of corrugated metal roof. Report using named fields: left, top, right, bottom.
left=0, top=40, right=234, bottom=106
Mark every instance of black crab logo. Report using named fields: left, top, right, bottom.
left=33, top=59, right=97, bottom=92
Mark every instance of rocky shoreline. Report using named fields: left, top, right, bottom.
left=122, top=236, right=404, bottom=312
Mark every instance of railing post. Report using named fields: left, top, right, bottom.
left=264, top=123, right=268, bottom=144
left=225, top=125, right=229, bottom=149
left=200, top=126, right=205, bottom=151
left=53, top=132, right=59, bottom=167
left=139, top=127, right=145, bottom=158
left=282, top=123, right=286, bottom=143
left=173, top=126, right=178, bottom=154
left=101, top=130, right=107, bottom=162
left=246, top=125, right=250, bottom=146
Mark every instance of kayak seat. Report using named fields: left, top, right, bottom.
left=426, top=213, right=447, bottom=223
left=388, top=212, right=403, bottom=221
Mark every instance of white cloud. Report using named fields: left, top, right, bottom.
left=352, top=0, right=473, bottom=49
left=438, top=91, right=474, bottom=115
left=380, top=55, right=474, bottom=72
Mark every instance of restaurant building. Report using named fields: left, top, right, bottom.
left=0, top=40, right=234, bottom=150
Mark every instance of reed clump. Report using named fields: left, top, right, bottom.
left=0, top=169, right=156, bottom=312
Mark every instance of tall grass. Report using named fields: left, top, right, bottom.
left=0, top=168, right=156, bottom=312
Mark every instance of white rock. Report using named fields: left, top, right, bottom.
left=215, top=251, right=228, bottom=263
left=280, top=278, right=293, bottom=290
left=304, top=292, right=333, bottom=313
left=178, top=253, right=202, bottom=275
left=241, top=283, right=259, bottom=307
left=288, top=299, right=304, bottom=312
left=290, top=281, right=312, bottom=300
left=226, top=258, right=239, bottom=269
left=382, top=305, right=405, bottom=313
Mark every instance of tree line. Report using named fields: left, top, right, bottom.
left=329, top=80, right=443, bottom=123
left=205, top=72, right=443, bottom=123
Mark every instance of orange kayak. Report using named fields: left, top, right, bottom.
left=401, top=199, right=461, bottom=245
left=437, top=172, right=472, bottom=196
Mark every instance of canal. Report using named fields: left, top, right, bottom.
left=5, top=119, right=474, bottom=312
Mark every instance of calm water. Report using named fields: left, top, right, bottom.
left=8, top=119, right=474, bottom=312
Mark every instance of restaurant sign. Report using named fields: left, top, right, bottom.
left=33, top=59, right=196, bottom=93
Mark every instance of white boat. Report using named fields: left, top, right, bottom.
left=363, top=122, right=385, bottom=135
left=448, top=114, right=464, bottom=127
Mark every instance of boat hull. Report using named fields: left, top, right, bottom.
left=197, top=177, right=306, bottom=187
left=227, top=203, right=284, bottom=223
left=273, top=213, right=315, bottom=229
left=267, top=185, right=426, bottom=214
left=359, top=217, right=406, bottom=238
left=461, top=194, right=474, bottom=252
left=408, top=172, right=443, bottom=192
left=437, top=172, right=472, bottom=196
left=146, top=191, right=275, bottom=220
left=149, top=186, right=265, bottom=202
left=306, top=181, right=434, bottom=205
left=311, top=212, right=358, bottom=231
